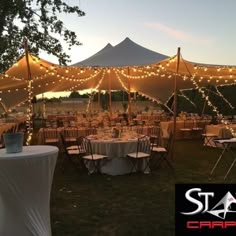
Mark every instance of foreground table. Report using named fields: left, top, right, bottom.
left=210, top=138, right=236, bottom=180
left=0, top=145, right=58, bottom=236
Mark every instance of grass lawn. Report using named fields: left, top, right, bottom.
left=50, top=139, right=236, bottom=236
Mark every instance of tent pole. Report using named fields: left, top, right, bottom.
left=42, top=93, right=46, bottom=127
left=42, top=93, right=45, bottom=118
left=134, top=91, right=137, bottom=112
left=98, top=88, right=101, bottom=112
left=90, top=89, right=93, bottom=113
left=170, top=93, right=175, bottom=111
left=127, top=67, right=132, bottom=122
left=171, top=47, right=181, bottom=160
left=24, top=38, right=33, bottom=145
left=108, top=69, right=112, bottom=116
left=0, top=102, right=7, bottom=113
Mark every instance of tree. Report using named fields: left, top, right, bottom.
left=69, top=91, right=81, bottom=98
left=0, top=0, right=85, bottom=73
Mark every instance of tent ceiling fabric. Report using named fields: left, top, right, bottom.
left=0, top=38, right=236, bottom=111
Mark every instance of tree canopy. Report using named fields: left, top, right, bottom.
left=0, top=0, right=85, bottom=73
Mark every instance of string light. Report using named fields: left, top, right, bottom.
left=1, top=52, right=236, bottom=138
left=182, top=61, right=236, bottom=137
left=138, top=91, right=173, bottom=114
left=178, top=91, right=197, bottom=108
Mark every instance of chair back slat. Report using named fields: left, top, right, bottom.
left=77, top=136, right=86, bottom=153
left=136, top=136, right=150, bottom=157
left=43, top=128, right=59, bottom=145
left=82, top=137, right=93, bottom=158
left=63, top=127, right=78, bottom=142
left=43, top=128, right=58, bottom=138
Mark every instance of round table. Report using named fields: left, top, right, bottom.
left=89, top=137, right=149, bottom=175
left=0, top=145, right=58, bottom=236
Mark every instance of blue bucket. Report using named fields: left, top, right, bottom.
left=3, top=132, right=24, bottom=153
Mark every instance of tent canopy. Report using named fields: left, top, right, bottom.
left=0, top=38, right=236, bottom=111
left=74, top=37, right=169, bottom=67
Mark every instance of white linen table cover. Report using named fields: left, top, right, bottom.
left=0, top=145, right=58, bottom=236
left=90, top=139, right=149, bottom=175
left=204, top=124, right=236, bottom=147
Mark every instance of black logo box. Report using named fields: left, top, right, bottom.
left=175, top=183, right=236, bottom=236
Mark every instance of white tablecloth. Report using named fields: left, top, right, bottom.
left=205, top=124, right=236, bottom=137
left=0, top=145, right=58, bottom=236
left=204, top=124, right=236, bottom=147
left=90, top=139, right=148, bottom=175
left=160, top=120, right=209, bottom=139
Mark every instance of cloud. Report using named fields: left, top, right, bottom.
left=144, top=22, right=210, bottom=44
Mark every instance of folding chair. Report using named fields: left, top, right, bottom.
left=136, top=125, right=143, bottom=135
left=60, top=133, right=86, bottom=171
left=85, top=128, right=97, bottom=136
left=191, top=119, right=204, bottom=139
left=202, top=133, right=218, bottom=147
left=179, top=120, right=193, bottom=139
left=81, top=137, right=107, bottom=174
left=60, top=133, right=84, bottom=158
left=148, top=126, right=160, bottom=146
left=42, top=128, right=59, bottom=146
left=63, top=127, right=78, bottom=144
left=151, top=133, right=174, bottom=171
left=127, top=135, right=151, bottom=174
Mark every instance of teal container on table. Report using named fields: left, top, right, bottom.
left=3, top=132, right=24, bottom=153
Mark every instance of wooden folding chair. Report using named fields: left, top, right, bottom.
left=179, top=120, right=193, bottom=139
left=63, top=127, right=78, bottom=144
left=127, top=135, right=151, bottom=174
left=81, top=137, right=107, bottom=174
left=148, top=126, right=160, bottom=146
left=42, top=128, right=59, bottom=146
left=151, top=133, right=174, bottom=171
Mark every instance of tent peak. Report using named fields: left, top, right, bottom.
left=123, top=37, right=132, bottom=41
left=104, top=43, right=113, bottom=49
left=72, top=42, right=114, bottom=66
left=74, top=37, right=168, bottom=67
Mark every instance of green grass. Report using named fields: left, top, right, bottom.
left=50, top=139, right=236, bottom=236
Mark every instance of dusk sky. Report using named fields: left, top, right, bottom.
left=40, top=0, right=236, bottom=66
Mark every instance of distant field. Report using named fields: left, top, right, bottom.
left=15, top=101, right=162, bottom=116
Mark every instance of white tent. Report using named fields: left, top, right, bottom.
left=74, top=37, right=168, bottom=67
left=74, top=42, right=114, bottom=66
left=0, top=38, right=236, bottom=112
